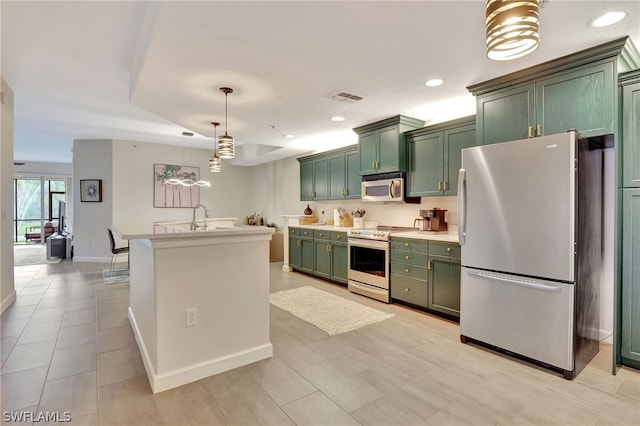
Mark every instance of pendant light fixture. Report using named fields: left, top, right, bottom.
left=486, top=0, right=540, bottom=61
left=217, top=87, right=235, bottom=159
left=209, top=122, right=222, bottom=173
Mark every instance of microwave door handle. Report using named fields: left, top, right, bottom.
left=389, top=182, right=394, bottom=198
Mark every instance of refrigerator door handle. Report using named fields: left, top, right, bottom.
left=468, top=271, right=563, bottom=293
left=457, top=168, right=466, bottom=245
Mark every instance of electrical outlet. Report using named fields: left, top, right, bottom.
left=185, top=308, right=197, bottom=327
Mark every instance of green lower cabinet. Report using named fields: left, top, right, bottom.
left=289, top=228, right=347, bottom=286
left=391, top=275, right=428, bottom=307
left=428, top=256, right=461, bottom=317
left=331, top=242, right=348, bottom=284
left=390, top=238, right=461, bottom=320
left=289, top=235, right=314, bottom=274
left=622, top=189, right=640, bottom=368
left=314, top=239, right=331, bottom=279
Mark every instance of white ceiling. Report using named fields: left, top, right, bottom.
left=3, top=1, right=639, bottom=166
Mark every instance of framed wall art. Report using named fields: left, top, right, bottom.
left=80, top=179, right=102, bottom=202
left=154, top=163, right=200, bottom=208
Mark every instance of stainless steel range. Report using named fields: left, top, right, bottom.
left=347, top=228, right=393, bottom=303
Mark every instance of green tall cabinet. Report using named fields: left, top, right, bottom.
left=620, top=70, right=640, bottom=370
left=299, top=145, right=360, bottom=201
left=406, top=116, right=475, bottom=196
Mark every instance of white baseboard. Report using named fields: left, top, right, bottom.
left=1, top=290, right=17, bottom=314
left=128, top=307, right=272, bottom=394
left=72, top=256, right=110, bottom=263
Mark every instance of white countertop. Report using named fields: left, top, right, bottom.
left=288, top=223, right=460, bottom=243
left=390, top=227, right=460, bottom=243
left=111, top=221, right=274, bottom=240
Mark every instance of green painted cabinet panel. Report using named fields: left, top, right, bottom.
left=345, top=149, right=361, bottom=199
left=391, top=275, right=428, bottom=307
left=406, top=117, right=475, bottom=196
left=314, top=239, right=331, bottom=279
left=298, top=157, right=327, bottom=201
left=622, top=189, right=640, bottom=368
left=355, top=115, right=424, bottom=175
left=289, top=227, right=348, bottom=285
left=331, top=242, right=348, bottom=284
left=428, top=255, right=461, bottom=318
left=476, top=83, right=535, bottom=145
left=378, top=125, right=402, bottom=173
left=443, top=124, right=476, bottom=195
left=474, top=62, right=615, bottom=145
left=622, top=79, right=640, bottom=188
left=327, top=147, right=361, bottom=200
left=299, top=160, right=314, bottom=201
left=313, top=158, right=328, bottom=200
left=407, top=131, right=443, bottom=196
left=536, top=62, right=615, bottom=138
left=359, top=130, right=379, bottom=175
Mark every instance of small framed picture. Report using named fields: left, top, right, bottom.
left=80, top=179, right=102, bottom=202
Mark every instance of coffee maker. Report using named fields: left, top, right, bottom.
left=413, top=208, right=448, bottom=232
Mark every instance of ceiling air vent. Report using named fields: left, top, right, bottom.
left=331, top=92, right=363, bottom=103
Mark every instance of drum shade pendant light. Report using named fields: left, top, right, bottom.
left=486, top=0, right=540, bottom=61
left=209, top=122, right=222, bottom=173
left=217, top=87, right=235, bottom=159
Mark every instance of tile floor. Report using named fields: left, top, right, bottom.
left=1, top=253, right=639, bottom=425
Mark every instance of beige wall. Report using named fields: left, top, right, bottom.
left=1, top=79, right=16, bottom=313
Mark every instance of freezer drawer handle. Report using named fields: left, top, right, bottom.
left=468, top=271, right=562, bottom=293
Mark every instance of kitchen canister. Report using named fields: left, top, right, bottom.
left=353, top=217, right=364, bottom=228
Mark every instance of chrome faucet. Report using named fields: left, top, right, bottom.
left=191, top=204, right=210, bottom=230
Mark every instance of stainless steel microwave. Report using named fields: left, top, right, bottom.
left=361, top=172, right=405, bottom=202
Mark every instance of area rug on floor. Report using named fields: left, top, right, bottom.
left=103, top=269, right=130, bottom=285
left=269, top=286, right=394, bottom=336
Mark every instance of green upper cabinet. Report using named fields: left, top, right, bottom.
left=299, top=148, right=355, bottom=201
left=536, top=62, right=615, bottom=138
left=620, top=71, right=640, bottom=188
left=406, top=116, right=475, bottom=197
left=476, top=83, right=535, bottom=144
left=407, top=131, right=443, bottom=196
left=354, top=115, right=425, bottom=175
left=469, top=37, right=639, bottom=146
left=327, top=146, right=361, bottom=200
left=299, top=157, right=327, bottom=201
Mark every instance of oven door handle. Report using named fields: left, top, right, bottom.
left=348, top=238, right=389, bottom=250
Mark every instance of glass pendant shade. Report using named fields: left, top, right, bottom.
left=209, top=154, right=222, bottom=172
left=217, top=133, right=235, bottom=159
left=486, top=0, right=540, bottom=61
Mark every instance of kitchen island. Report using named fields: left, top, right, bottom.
left=111, top=220, right=274, bottom=393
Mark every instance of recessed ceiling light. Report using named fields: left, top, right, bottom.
left=331, top=116, right=345, bottom=122
left=425, top=78, right=444, bottom=87
left=591, top=11, right=628, bottom=27
left=284, top=134, right=296, bottom=139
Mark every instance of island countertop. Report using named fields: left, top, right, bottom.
left=111, top=220, right=275, bottom=241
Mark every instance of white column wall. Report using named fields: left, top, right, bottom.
left=1, top=79, right=16, bottom=313
left=72, top=139, right=113, bottom=262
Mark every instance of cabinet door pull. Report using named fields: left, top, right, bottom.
left=404, top=288, right=410, bottom=292
left=297, top=240, right=302, bottom=247
left=427, top=260, right=433, bottom=270
left=405, top=242, right=409, bottom=247
left=405, top=268, right=410, bottom=273
left=443, top=181, right=448, bottom=191
left=447, top=247, right=452, bottom=252
left=536, top=124, right=542, bottom=137
left=327, top=244, right=333, bottom=252
left=405, top=255, right=410, bottom=260
left=438, top=181, right=442, bottom=191
left=528, top=126, right=533, bottom=138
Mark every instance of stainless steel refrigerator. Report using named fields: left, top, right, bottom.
left=457, top=131, right=604, bottom=380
